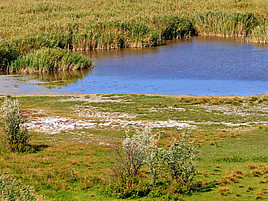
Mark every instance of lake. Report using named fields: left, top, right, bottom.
left=0, top=37, right=267, bottom=95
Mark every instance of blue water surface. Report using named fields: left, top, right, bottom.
left=0, top=37, right=267, bottom=95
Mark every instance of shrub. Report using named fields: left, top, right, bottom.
left=0, top=173, right=43, bottom=201
left=10, top=48, right=92, bottom=73
left=164, top=133, right=198, bottom=188
left=109, top=128, right=199, bottom=198
left=144, top=146, right=165, bottom=185
left=0, top=41, right=18, bottom=72
left=1, top=96, right=30, bottom=152
left=116, top=125, right=158, bottom=176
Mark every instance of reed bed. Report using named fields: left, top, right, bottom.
left=194, top=12, right=258, bottom=37
left=0, top=41, right=18, bottom=72
left=0, top=0, right=268, bottom=71
left=10, top=48, right=92, bottom=73
left=250, top=21, right=268, bottom=44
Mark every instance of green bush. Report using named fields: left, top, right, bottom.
left=10, top=48, right=92, bottom=73
left=0, top=41, right=18, bottom=72
left=1, top=96, right=30, bottom=152
left=163, top=133, right=198, bottom=187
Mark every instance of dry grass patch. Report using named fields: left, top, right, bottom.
left=251, top=169, right=263, bottom=177
left=218, top=186, right=232, bottom=196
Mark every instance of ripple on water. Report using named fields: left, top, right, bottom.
left=0, top=37, right=267, bottom=95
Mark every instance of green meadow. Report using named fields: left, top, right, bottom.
left=0, top=94, right=267, bottom=200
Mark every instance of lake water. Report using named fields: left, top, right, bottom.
left=0, top=37, right=268, bottom=95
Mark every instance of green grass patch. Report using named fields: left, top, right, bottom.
left=0, top=94, right=267, bottom=200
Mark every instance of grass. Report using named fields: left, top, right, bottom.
left=0, top=41, right=18, bottom=72
left=0, top=173, right=44, bottom=200
left=0, top=94, right=267, bottom=200
left=10, top=48, right=93, bottom=73
left=194, top=12, right=258, bottom=37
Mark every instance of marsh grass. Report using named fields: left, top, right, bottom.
left=0, top=0, right=267, bottom=68
left=10, top=16, right=194, bottom=53
left=250, top=21, right=268, bottom=44
left=195, top=12, right=258, bottom=37
left=0, top=41, right=18, bottom=72
left=10, top=48, right=92, bottom=73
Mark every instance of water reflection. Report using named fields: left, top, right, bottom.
left=26, top=69, right=92, bottom=89
left=80, top=46, right=160, bottom=61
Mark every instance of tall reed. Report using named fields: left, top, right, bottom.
left=0, top=41, right=18, bottom=72
left=250, top=20, right=268, bottom=44
left=194, top=12, right=258, bottom=37
left=10, top=48, right=92, bottom=73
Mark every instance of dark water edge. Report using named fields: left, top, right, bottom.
left=0, top=37, right=267, bottom=96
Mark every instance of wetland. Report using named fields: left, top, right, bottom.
left=0, top=37, right=267, bottom=95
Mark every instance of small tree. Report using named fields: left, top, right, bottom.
left=1, top=96, right=30, bottom=151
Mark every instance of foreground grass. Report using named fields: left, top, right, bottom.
left=0, top=94, right=267, bottom=200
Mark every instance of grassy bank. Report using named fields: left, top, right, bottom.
left=0, top=94, right=267, bottom=200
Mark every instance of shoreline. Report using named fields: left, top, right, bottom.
left=1, top=93, right=267, bottom=98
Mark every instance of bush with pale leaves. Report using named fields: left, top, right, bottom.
left=1, top=96, right=30, bottom=151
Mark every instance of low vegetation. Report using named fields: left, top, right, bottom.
left=10, top=48, right=92, bottom=73
left=0, top=94, right=267, bottom=200
left=0, top=173, right=43, bottom=201
left=107, top=127, right=198, bottom=199
left=194, top=12, right=258, bottom=37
